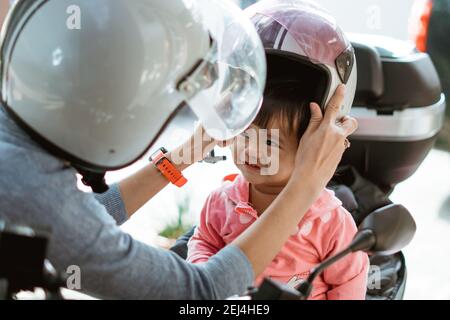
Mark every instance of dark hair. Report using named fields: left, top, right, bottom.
left=253, top=80, right=311, bottom=142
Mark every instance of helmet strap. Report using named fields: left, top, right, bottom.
left=75, top=167, right=109, bottom=194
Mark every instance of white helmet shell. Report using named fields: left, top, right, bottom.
left=246, top=0, right=357, bottom=117
left=1, top=0, right=266, bottom=171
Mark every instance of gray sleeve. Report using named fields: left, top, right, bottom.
left=7, top=165, right=254, bottom=300
left=79, top=224, right=255, bottom=300
left=61, top=209, right=255, bottom=300
left=76, top=200, right=254, bottom=300
left=94, top=183, right=128, bottom=225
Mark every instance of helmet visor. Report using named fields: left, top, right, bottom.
left=179, top=0, right=266, bottom=141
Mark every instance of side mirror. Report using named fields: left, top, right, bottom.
left=352, top=204, right=417, bottom=255
left=277, top=204, right=417, bottom=300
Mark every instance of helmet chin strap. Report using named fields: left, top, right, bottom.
left=74, top=166, right=109, bottom=194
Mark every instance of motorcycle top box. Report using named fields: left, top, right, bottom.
left=343, top=34, right=446, bottom=190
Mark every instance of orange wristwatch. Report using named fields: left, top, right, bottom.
left=150, top=147, right=187, bottom=188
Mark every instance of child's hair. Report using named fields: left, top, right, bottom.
left=253, top=80, right=312, bottom=142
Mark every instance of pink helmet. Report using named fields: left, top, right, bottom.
left=245, top=0, right=357, bottom=117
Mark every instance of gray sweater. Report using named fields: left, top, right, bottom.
left=0, top=106, right=253, bottom=299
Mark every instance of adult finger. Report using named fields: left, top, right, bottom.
left=323, top=84, right=346, bottom=124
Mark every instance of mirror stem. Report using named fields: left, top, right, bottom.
left=348, top=229, right=376, bottom=252
left=296, top=229, right=376, bottom=299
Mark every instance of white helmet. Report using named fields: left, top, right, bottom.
left=0, top=0, right=266, bottom=174
left=246, top=0, right=357, bottom=117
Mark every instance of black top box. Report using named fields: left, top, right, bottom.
left=342, top=35, right=446, bottom=188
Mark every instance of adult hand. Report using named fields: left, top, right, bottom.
left=291, top=85, right=358, bottom=193
left=169, top=125, right=219, bottom=166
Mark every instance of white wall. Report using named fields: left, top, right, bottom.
left=315, top=0, right=415, bottom=41
left=234, top=0, right=415, bottom=41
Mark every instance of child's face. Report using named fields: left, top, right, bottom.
left=230, top=119, right=299, bottom=189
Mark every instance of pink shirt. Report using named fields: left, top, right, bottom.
left=187, top=174, right=369, bottom=300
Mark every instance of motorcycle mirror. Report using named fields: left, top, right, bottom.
left=296, top=204, right=417, bottom=299
left=350, top=204, right=417, bottom=255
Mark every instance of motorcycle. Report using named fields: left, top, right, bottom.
left=0, top=221, right=66, bottom=300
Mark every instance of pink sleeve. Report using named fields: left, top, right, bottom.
left=322, top=208, right=370, bottom=300
left=187, top=192, right=226, bottom=264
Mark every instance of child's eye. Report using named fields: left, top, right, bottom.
left=266, top=140, right=281, bottom=148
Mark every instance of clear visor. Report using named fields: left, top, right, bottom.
left=178, top=0, right=266, bottom=141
